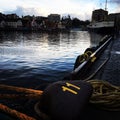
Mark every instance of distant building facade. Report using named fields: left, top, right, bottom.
left=48, top=14, right=60, bottom=22
left=108, top=13, right=120, bottom=32
left=92, top=9, right=108, bottom=22
left=6, top=14, right=19, bottom=19
left=0, top=12, right=70, bottom=31
left=108, top=13, right=120, bottom=21
left=5, top=19, right=22, bottom=28
left=0, top=20, right=6, bottom=28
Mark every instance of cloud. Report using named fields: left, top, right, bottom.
left=109, top=0, right=120, bottom=3
left=2, top=0, right=97, bottom=20
left=3, top=5, right=92, bottom=20
left=4, top=6, right=48, bottom=17
left=4, top=6, right=91, bottom=20
left=62, top=13, right=91, bottom=20
left=109, top=0, right=120, bottom=13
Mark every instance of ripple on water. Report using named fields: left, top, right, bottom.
left=0, top=31, right=103, bottom=81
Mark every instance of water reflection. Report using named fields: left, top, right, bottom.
left=89, top=32, right=104, bottom=47
left=0, top=31, right=102, bottom=81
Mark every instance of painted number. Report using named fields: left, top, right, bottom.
left=62, top=82, right=80, bottom=95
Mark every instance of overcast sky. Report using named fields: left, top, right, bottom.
left=0, top=0, right=119, bottom=20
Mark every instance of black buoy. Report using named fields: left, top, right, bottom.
left=39, top=80, right=93, bottom=120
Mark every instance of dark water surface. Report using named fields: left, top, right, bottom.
left=0, top=31, right=102, bottom=82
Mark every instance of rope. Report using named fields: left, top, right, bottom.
left=85, top=50, right=93, bottom=56
left=34, top=102, right=50, bottom=120
left=0, top=80, right=120, bottom=116
left=78, top=51, right=93, bottom=64
left=0, top=103, right=36, bottom=120
left=87, top=80, right=120, bottom=111
left=0, top=84, right=43, bottom=120
left=0, top=84, right=43, bottom=95
left=0, top=94, right=41, bottom=99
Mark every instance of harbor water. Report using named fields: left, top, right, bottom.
left=0, top=31, right=103, bottom=82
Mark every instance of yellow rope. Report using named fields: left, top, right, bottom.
left=78, top=51, right=92, bottom=64
left=85, top=51, right=93, bottom=56
left=87, top=80, right=120, bottom=111
left=78, top=54, right=85, bottom=63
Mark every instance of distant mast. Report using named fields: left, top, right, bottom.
left=105, top=0, right=107, bottom=11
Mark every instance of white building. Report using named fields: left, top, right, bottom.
left=6, top=19, right=22, bottom=28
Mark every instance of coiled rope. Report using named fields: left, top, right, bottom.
left=78, top=50, right=93, bottom=63
left=74, top=50, right=93, bottom=69
left=87, top=80, right=120, bottom=111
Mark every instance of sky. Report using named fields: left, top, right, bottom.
left=0, top=0, right=120, bottom=20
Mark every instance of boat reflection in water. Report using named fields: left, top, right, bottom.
left=89, top=32, right=104, bottom=48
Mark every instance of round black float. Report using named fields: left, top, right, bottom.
left=39, top=80, right=93, bottom=120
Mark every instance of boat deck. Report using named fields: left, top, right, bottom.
left=85, top=35, right=120, bottom=86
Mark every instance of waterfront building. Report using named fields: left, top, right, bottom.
left=5, top=19, right=22, bottom=29
left=92, top=9, right=108, bottom=22
left=0, top=20, right=6, bottom=28
left=48, top=14, right=60, bottom=22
